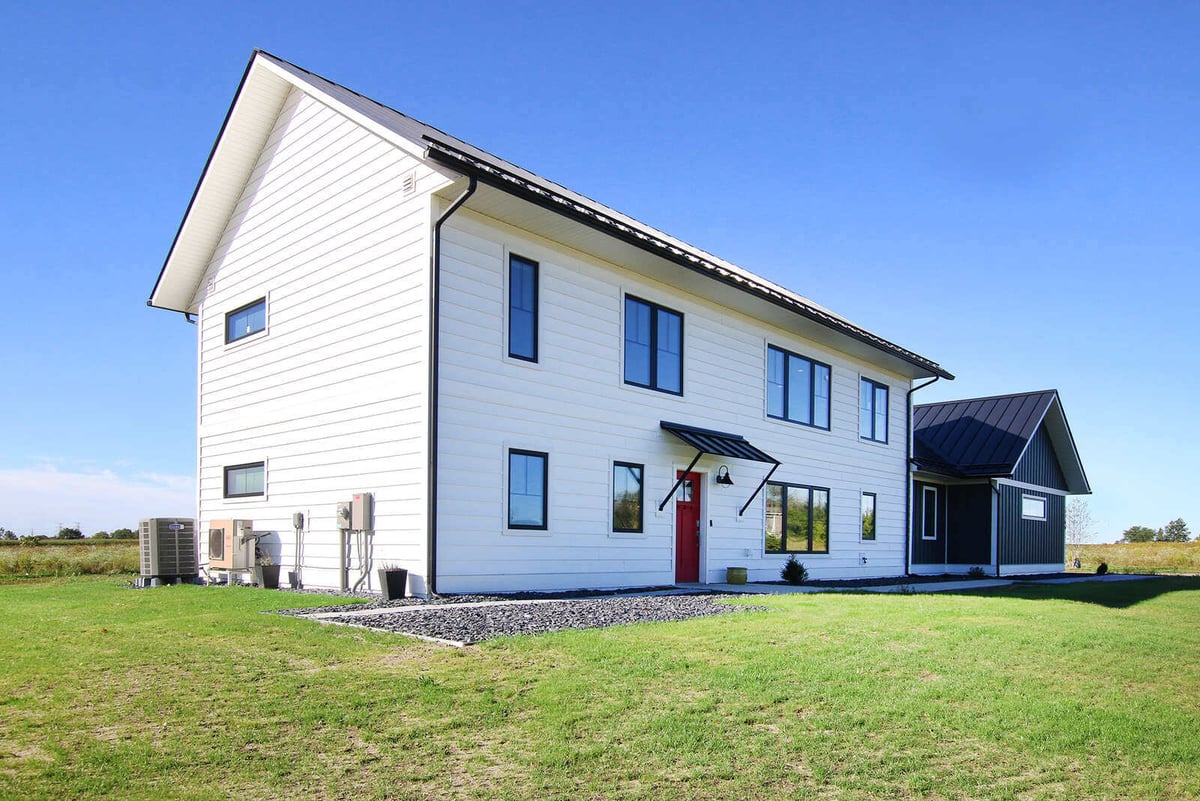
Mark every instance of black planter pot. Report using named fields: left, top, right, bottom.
left=377, top=568, right=408, bottom=600
left=255, top=564, right=281, bottom=590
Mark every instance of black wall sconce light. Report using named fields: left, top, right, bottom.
left=715, top=465, right=734, bottom=485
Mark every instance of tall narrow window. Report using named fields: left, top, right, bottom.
left=921, top=486, right=938, bottom=540
left=767, top=345, right=831, bottom=429
left=859, top=378, right=889, bottom=443
left=861, top=492, right=876, bottom=541
left=224, top=462, right=265, bottom=498
left=764, top=482, right=830, bottom=554
left=612, top=462, right=644, bottom=533
left=508, top=450, right=547, bottom=530
left=624, top=296, right=683, bottom=394
left=225, top=298, right=266, bottom=344
left=508, top=254, right=538, bottom=361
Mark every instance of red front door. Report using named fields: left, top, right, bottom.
left=675, top=471, right=701, bottom=583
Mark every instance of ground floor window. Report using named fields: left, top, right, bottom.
left=612, top=462, right=644, bottom=533
left=508, top=450, right=548, bottom=529
left=765, top=482, right=829, bottom=553
left=1021, top=494, right=1047, bottom=521
left=921, top=486, right=938, bottom=540
left=861, top=492, right=876, bottom=541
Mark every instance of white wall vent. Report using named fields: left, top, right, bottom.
left=401, top=169, right=417, bottom=197
left=139, top=518, right=198, bottom=580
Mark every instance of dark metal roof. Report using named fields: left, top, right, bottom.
left=912, top=390, right=1059, bottom=479
left=660, top=421, right=779, bottom=464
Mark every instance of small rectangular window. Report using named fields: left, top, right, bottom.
left=767, top=345, right=831, bottom=429
left=624, top=296, right=683, bottom=394
left=921, top=486, right=938, bottom=540
left=508, top=450, right=547, bottom=530
left=225, top=298, right=266, bottom=344
left=612, top=462, right=644, bottom=533
left=859, top=377, right=889, bottom=443
left=508, top=254, right=538, bottom=361
left=861, top=492, right=876, bottom=541
left=1021, top=494, right=1047, bottom=521
left=224, top=462, right=265, bottom=498
left=765, top=482, right=830, bottom=554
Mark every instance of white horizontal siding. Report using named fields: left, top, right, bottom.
left=435, top=210, right=913, bottom=593
left=195, top=88, right=451, bottom=592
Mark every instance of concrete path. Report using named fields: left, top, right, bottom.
left=699, top=572, right=1158, bottom=595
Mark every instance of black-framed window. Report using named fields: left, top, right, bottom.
left=859, top=378, right=889, bottom=443
left=624, top=296, right=683, bottom=394
left=508, top=449, right=547, bottom=530
left=508, top=254, right=538, bottom=361
left=612, top=462, right=644, bottom=533
left=921, top=486, right=938, bottom=540
left=861, top=492, right=876, bottom=541
left=224, top=462, right=265, bottom=498
left=767, top=345, right=831, bottom=428
left=225, top=298, right=266, bottom=344
left=765, top=482, right=829, bottom=554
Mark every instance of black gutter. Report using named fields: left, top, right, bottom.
left=426, top=177, right=477, bottom=597
left=422, top=138, right=954, bottom=382
left=905, top=377, right=940, bottom=576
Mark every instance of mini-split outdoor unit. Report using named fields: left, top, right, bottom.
left=207, top=519, right=256, bottom=570
left=139, top=518, right=198, bottom=580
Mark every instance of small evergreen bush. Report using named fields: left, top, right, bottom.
left=967, top=566, right=987, bottom=578
left=781, top=556, right=808, bottom=585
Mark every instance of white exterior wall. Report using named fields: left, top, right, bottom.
left=435, top=210, right=912, bottom=593
left=195, top=89, right=449, bottom=594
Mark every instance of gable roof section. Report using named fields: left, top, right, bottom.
left=149, top=50, right=952, bottom=380
left=913, top=390, right=1090, bottom=493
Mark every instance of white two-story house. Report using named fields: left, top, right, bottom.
left=148, top=51, right=953, bottom=596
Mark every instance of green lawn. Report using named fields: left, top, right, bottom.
left=2, top=577, right=1198, bottom=800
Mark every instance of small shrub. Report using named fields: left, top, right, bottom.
left=967, top=566, right=987, bottom=578
left=781, top=556, right=808, bottom=585
left=1096, top=562, right=1108, bottom=575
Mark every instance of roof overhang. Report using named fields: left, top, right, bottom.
left=1020, top=393, right=1091, bottom=494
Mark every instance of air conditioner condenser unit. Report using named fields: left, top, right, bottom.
left=207, top=519, right=256, bottom=570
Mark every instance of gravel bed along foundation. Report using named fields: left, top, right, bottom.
left=301, top=593, right=765, bottom=645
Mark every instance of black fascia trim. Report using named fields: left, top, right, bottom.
left=423, top=139, right=953, bottom=381
left=224, top=296, right=266, bottom=344
left=149, top=51, right=262, bottom=311
left=767, top=344, right=832, bottom=430
left=507, top=253, right=539, bottom=362
left=507, top=449, right=549, bottom=531
left=612, top=461, right=645, bottom=534
left=624, top=295, right=683, bottom=395
left=764, top=481, right=831, bottom=555
left=223, top=461, right=265, bottom=499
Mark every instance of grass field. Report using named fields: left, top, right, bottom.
left=1073, top=541, right=1200, bottom=575
left=0, top=541, right=138, bottom=578
left=1, top=577, right=1198, bottom=800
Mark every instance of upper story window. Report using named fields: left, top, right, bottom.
left=624, top=296, right=683, bottom=394
left=767, top=345, right=831, bottom=428
left=859, top=377, right=889, bottom=443
left=225, top=298, right=266, bottom=344
left=224, top=462, right=265, bottom=498
left=508, top=449, right=548, bottom=530
left=1021, top=494, right=1047, bottom=521
left=508, top=254, right=538, bottom=362
left=765, top=482, right=830, bottom=554
left=612, top=462, right=644, bottom=533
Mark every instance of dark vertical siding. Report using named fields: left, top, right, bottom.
left=998, top=485, right=1065, bottom=566
left=1013, top=425, right=1068, bottom=491
left=911, top=481, right=947, bottom=565
left=947, top=483, right=992, bottom=564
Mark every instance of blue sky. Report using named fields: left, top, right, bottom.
left=2, top=1, right=1196, bottom=540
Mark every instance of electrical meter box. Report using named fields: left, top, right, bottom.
left=351, top=492, right=374, bottom=530
left=208, top=519, right=255, bottom=570
left=336, top=502, right=352, bottom=530
left=292, top=511, right=304, bottom=529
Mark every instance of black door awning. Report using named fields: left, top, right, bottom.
left=658, top=421, right=781, bottom=515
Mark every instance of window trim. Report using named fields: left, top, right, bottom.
left=507, top=449, right=548, bottom=531
left=766, top=344, right=832, bottom=430
left=224, top=297, right=267, bottom=345
left=611, top=461, right=645, bottom=534
left=764, top=480, right=831, bottom=555
left=507, top=253, right=539, bottom=363
left=623, top=294, right=684, bottom=396
left=860, top=491, right=877, bottom=542
left=921, top=485, right=938, bottom=540
left=223, top=461, right=265, bottom=499
left=1021, top=493, right=1047, bottom=521
left=859, top=377, right=890, bottom=443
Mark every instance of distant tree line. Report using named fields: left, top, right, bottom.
left=0, top=526, right=137, bottom=542
left=1120, top=518, right=1191, bottom=543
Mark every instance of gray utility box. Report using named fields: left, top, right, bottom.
left=139, top=518, right=198, bottom=580
left=351, top=492, right=374, bottom=530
